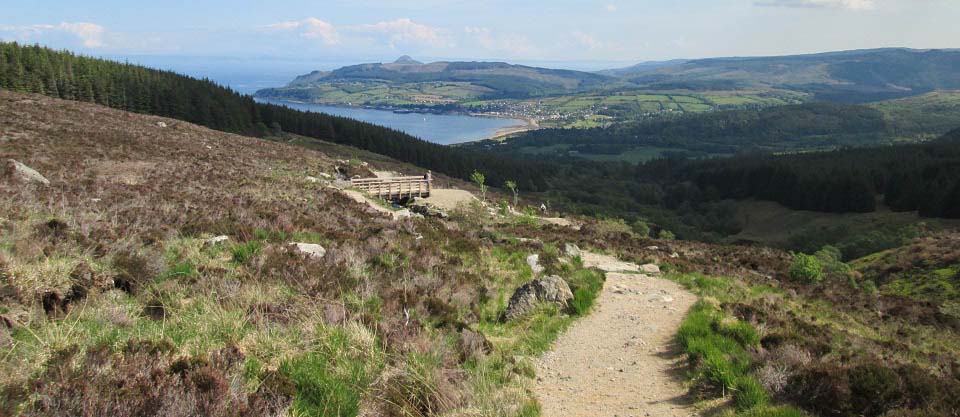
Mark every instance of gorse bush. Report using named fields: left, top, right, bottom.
left=789, top=253, right=824, bottom=283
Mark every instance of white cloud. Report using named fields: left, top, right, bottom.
left=58, top=22, right=105, bottom=47
left=0, top=22, right=106, bottom=48
left=464, top=26, right=540, bottom=58
left=572, top=31, right=603, bottom=50
left=263, top=17, right=340, bottom=45
left=354, top=18, right=448, bottom=48
left=756, top=0, right=876, bottom=10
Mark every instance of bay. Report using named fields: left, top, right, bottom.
left=257, top=99, right=525, bottom=145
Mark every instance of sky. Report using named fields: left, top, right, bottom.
left=1, top=0, right=958, bottom=70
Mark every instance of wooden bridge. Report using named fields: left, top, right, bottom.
left=351, top=173, right=432, bottom=200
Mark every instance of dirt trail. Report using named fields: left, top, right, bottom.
left=534, top=252, right=698, bottom=417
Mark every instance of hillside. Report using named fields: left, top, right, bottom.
left=4, top=90, right=960, bottom=417
left=614, top=48, right=960, bottom=103
left=475, top=90, right=960, bottom=163
left=255, top=56, right=615, bottom=105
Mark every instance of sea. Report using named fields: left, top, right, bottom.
left=112, top=55, right=525, bottom=144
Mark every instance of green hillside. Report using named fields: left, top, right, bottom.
left=256, top=57, right=616, bottom=105
left=618, top=48, right=960, bottom=103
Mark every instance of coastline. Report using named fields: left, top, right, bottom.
left=491, top=117, right=539, bottom=140
left=257, top=97, right=537, bottom=141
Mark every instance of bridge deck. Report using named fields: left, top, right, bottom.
left=351, top=175, right=431, bottom=200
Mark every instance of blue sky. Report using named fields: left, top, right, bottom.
left=2, top=0, right=958, bottom=67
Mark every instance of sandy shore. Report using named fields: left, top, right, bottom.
left=492, top=117, right=539, bottom=140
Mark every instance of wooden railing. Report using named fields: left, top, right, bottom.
left=351, top=175, right=432, bottom=200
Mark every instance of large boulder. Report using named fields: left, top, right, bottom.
left=290, top=242, right=326, bottom=259
left=564, top=243, right=582, bottom=258
left=5, top=159, right=49, bottom=185
left=504, top=275, right=574, bottom=320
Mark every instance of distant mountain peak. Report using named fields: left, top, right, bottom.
left=394, top=55, right=422, bottom=65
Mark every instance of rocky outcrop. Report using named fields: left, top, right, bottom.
left=290, top=242, right=326, bottom=259
left=5, top=159, right=49, bottom=185
left=526, top=254, right=544, bottom=275
left=409, top=201, right=448, bottom=219
left=564, top=243, right=582, bottom=258
left=504, top=275, right=573, bottom=320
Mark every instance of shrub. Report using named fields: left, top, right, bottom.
left=632, top=220, right=651, bottom=237
left=231, top=241, right=262, bottom=264
left=567, top=269, right=604, bottom=316
left=719, top=319, right=761, bottom=348
left=734, top=375, right=771, bottom=411
left=789, top=253, right=824, bottom=283
left=659, top=229, right=676, bottom=240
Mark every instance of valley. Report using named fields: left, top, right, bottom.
left=3, top=38, right=960, bottom=417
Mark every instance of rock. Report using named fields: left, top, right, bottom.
left=564, top=243, right=582, bottom=258
left=5, top=159, right=50, bottom=185
left=305, top=176, right=321, bottom=183
left=391, top=209, right=413, bottom=220
left=409, top=202, right=449, bottom=219
left=203, top=235, right=230, bottom=247
left=645, top=246, right=659, bottom=251
left=527, top=254, right=544, bottom=275
left=156, top=121, right=167, bottom=128
left=504, top=275, right=574, bottom=320
left=290, top=242, right=326, bottom=259
left=640, top=264, right=661, bottom=275
left=318, top=172, right=332, bottom=179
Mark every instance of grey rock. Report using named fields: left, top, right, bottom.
left=564, top=243, right=582, bottom=258
left=5, top=159, right=50, bottom=185
left=156, top=121, right=167, bottom=128
left=290, top=242, right=326, bottom=259
left=504, top=275, right=574, bottom=320
left=640, top=264, right=661, bottom=275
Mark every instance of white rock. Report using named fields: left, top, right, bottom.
left=5, top=159, right=50, bottom=185
left=392, top=209, right=413, bottom=220
left=564, top=243, right=582, bottom=258
left=640, top=264, right=661, bottom=275
left=290, top=242, right=326, bottom=259
left=305, top=176, right=321, bottom=183
left=318, top=172, right=332, bottom=179
left=527, top=254, right=544, bottom=275
left=645, top=246, right=659, bottom=251
left=156, top=121, right=167, bottom=128
left=204, top=235, right=230, bottom=247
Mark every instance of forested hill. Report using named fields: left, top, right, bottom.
left=0, top=42, right=552, bottom=190
left=471, top=102, right=892, bottom=156
left=611, top=48, right=960, bottom=102
left=257, top=57, right=614, bottom=101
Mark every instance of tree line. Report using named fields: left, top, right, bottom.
left=0, top=42, right=553, bottom=191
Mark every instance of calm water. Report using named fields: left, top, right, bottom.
left=258, top=99, right=524, bottom=145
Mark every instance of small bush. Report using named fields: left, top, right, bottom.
left=231, top=241, right=262, bottom=264
left=659, top=229, right=676, bottom=240
left=789, top=253, right=824, bottom=283
left=734, top=375, right=771, bottom=410
left=719, top=319, right=761, bottom=348
left=567, top=269, right=604, bottom=316
left=632, top=220, right=651, bottom=237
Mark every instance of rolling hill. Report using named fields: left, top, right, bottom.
left=255, top=56, right=616, bottom=104
left=612, top=48, right=960, bottom=102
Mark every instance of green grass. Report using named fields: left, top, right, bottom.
left=280, top=326, right=384, bottom=417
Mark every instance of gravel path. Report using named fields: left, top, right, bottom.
left=534, top=252, right=698, bottom=417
